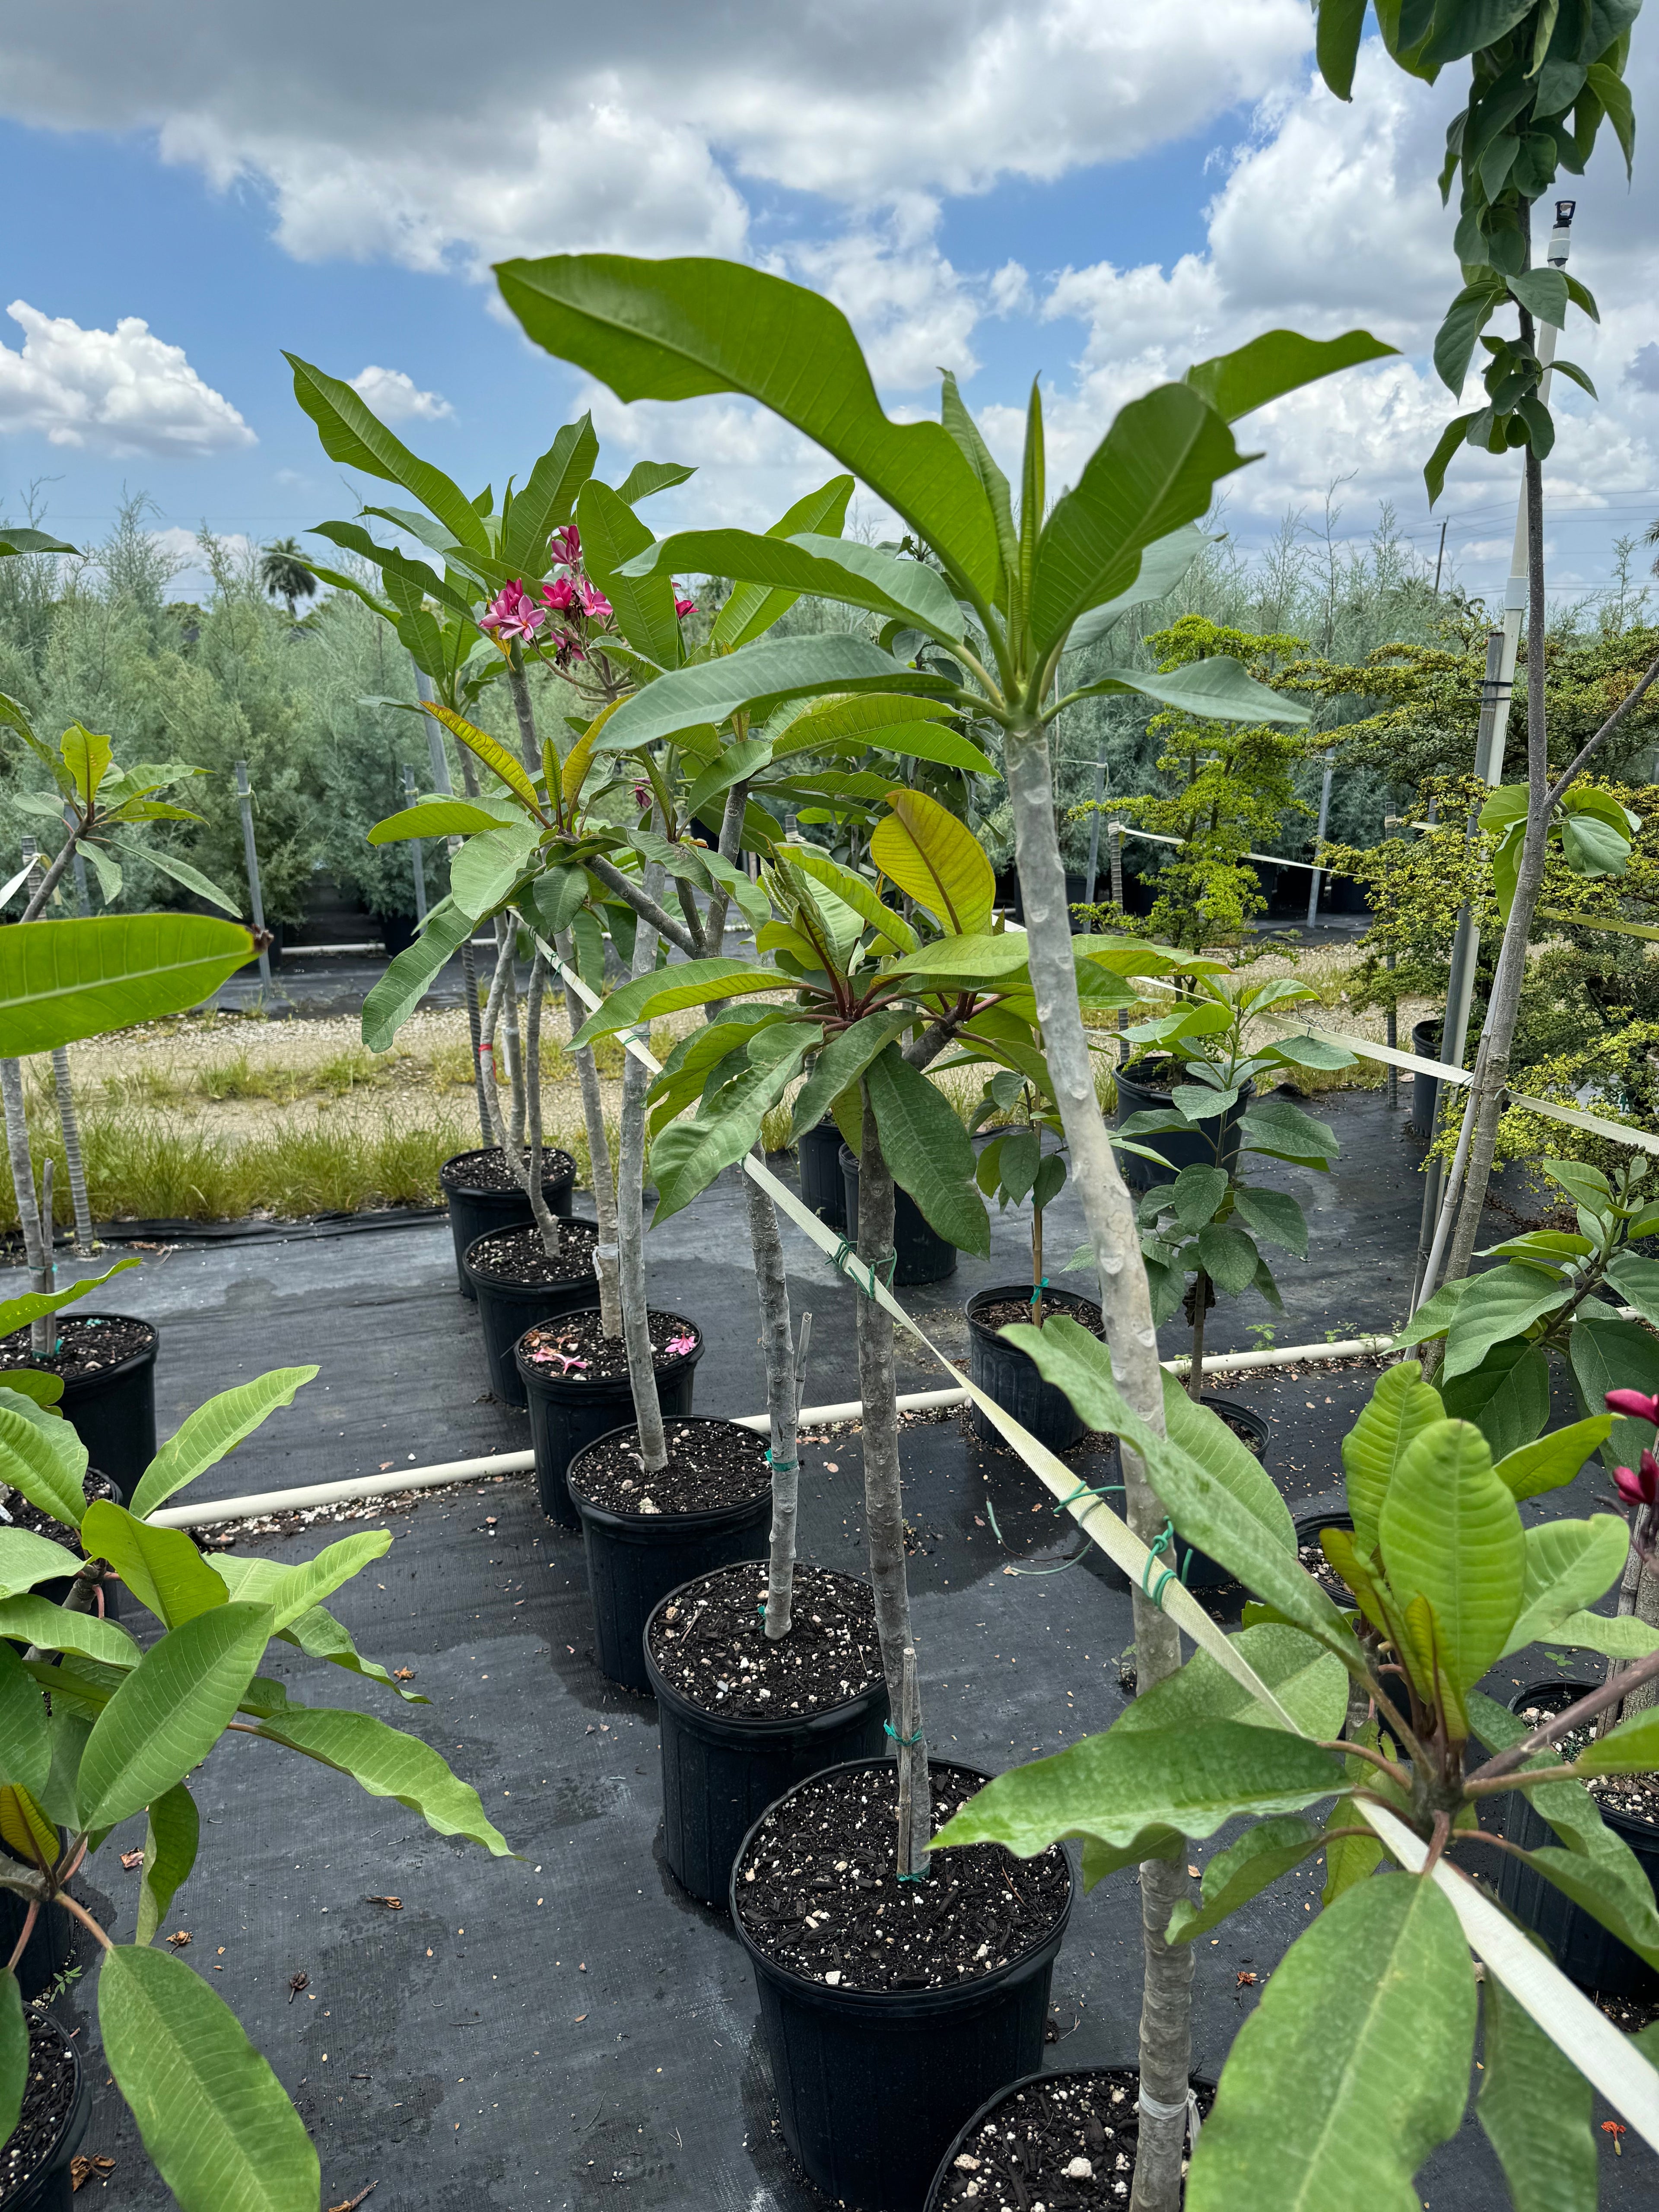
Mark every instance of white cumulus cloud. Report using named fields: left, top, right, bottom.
left=349, top=365, right=452, bottom=423
left=0, top=301, right=255, bottom=458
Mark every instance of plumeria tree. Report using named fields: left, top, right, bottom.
left=494, top=248, right=1385, bottom=2211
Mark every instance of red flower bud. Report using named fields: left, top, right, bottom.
left=1605, top=1389, right=1659, bottom=1426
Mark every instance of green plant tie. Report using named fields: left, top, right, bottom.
left=884, top=1721, right=924, bottom=1745
left=896, top=1869, right=930, bottom=1884
left=763, top=1449, right=799, bottom=1475
left=1052, top=1480, right=1124, bottom=1516
left=1141, top=1517, right=1178, bottom=1606
left=830, top=1239, right=897, bottom=1299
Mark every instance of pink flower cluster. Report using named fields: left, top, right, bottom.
left=530, top=1345, right=590, bottom=1374
left=663, top=1333, right=698, bottom=1359
left=1606, top=1389, right=1659, bottom=1560
left=477, top=518, right=694, bottom=667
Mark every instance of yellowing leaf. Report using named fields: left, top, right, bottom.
left=869, top=787, right=995, bottom=936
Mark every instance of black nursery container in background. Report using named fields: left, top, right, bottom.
left=0, top=1315, right=159, bottom=1505
left=440, top=1145, right=575, bottom=1299
left=965, top=1285, right=1100, bottom=1452
left=1410, top=1016, right=1446, bottom=1140
left=797, top=1115, right=847, bottom=1229
left=460, top=1220, right=598, bottom=1406
left=1113, top=1061, right=1252, bottom=1195
left=516, top=1313, right=704, bottom=1528
left=839, top=1145, right=955, bottom=1287
left=0, top=2014, right=91, bottom=2212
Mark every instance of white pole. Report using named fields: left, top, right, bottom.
left=235, top=760, right=272, bottom=990
left=1305, top=748, right=1335, bottom=927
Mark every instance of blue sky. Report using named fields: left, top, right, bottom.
left=1, top=3, right=1653, bottom=609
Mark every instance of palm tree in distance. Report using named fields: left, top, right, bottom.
left=259, top=537, right=317, bottom=620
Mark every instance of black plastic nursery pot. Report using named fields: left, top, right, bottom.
left=923, top=2065, right=1216, bottom=2211
left=10, top=1469, right=125, bottom=1622
left=1409, top=1016, right=1446, bottom=1141
left=14, top=1316, right=159, bottom=1505
left=0, top=1886, right=72, bottom=2007
left=441, top=1145, right=576, bottom=1299
left=460, top=1220, right=598, bottom=1407
left=798, top=1115, right=847, bottom=1229
left=643, top=1579, right=889, bottom=1909
left=1087, top=1398, right=1268, bottom=1596
left=1494, top=1679, right=1659, bottom=2000
left=1113, top=1062, right=1252, bottom=1196
left=0, top=2014, right=91, bottom=2212
left=516, top=1310, right=704, bottom=1529
left=839, top=1145, right=957, bottom=1287
left=731, top=1758, right=1076, bottom=2211
left=965, top=1285, right=1101, bottom=1452
left=569, top=1420, right=770, bottom=1694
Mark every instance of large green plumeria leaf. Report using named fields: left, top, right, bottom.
left=100, top=1942, right=320, bottom=2212
left=1341, top=1360, right=1445, bottom=1557
left=0, top=1396, right=88, bottom=1529
left=272, top=1600, right=423, bottom=1702
left=570, top=958, right=785, bottom=1048
left=368, top=799, right=507, bottom=845
left=494, top=254, right=1002, bottom=601
left=134, top=1783, right=200, bottom=1947
left=0, top=1528, right=82, bottom=1602
left=130, top=1367, right=318, bottom=1520
left=1185, top=329, right=1395, bottom=422
left=1112, top=1624, right=1348, bottom=1744
left=287, top=353, right=486, bottom=556
left=596, top=633, right=944, bottom=755
left=211, top=1531, right=391, bottom=1635
left=711, top=474, right=855, bottom=650
left=624, top=530, right=967, bottom=643
left=1069, top=653, right=1312, bottom=728
left=1439, top=1338, right=1551, bottom=1460
left=788, top=1011, right=915, bottom=1138
left=0, top=1640, right=50, bottom=1796
left=0, top=915, right=254, bottom=1057
left=77, top=1604, right=274, bottom=1830
left=577, top=477, right=684, bottom=670
left=0, top=1970, right=23, bottom=2148
left=1165, top=1817, right=1331, bottom=1945
left=1379, top=1420, right=1525, bottom=1699
left=80, top=1503, right=230, bottom=1629
left=1500, top=1516, right=1630, bottom=1657
left=1574, top=1707, right=1659, bottom=1777
left=1476, top=1968, right=1598, bottom=2212
left=1442, top=1265, right=1573, bottom=1379
left=1064, top=524, right=1209, bottom=652
left=1159, top=1373, right=1296, bottom=1555
left=1571, top=1316, right=1659, bottom=1473
left=500, top=412, right=598, bottom=573
left=782, top=846, right=917, bottom=953
left=246, top=1703, right=512, bottom=1855
left=448, top=823, right=541, bottom=920
left=931, top=1719, right=1346, bottom=1859
left=771, top=690, right=957, bottom=764
left=1548, top=1610, right=1659, bottom=1661
left=651, top=1026, right=820, bottom=1224
left=1186, top=1875, right=1474, bottom=2212
left=361, top=899, right=475, bottom=1054
left=0, top=1598, right=138, bottom=1669
left=865, top=1045, right=988, bottom=1255
left=0, top=1255, right=140, bottom=1342
left=0, top=1375, right=62, bottom=1414
left=868, top=786, right=995, bottom=936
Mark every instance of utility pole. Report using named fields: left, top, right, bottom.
left=1433, top=517, right=1448, bottom=594
left=235, top=760, right=272, bottom=992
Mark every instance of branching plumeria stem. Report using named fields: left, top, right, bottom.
left=54, top=1891, right=112, bottom=1953
left=586, top=855, right=700, bottom=958
left=4, top=1902, right=38, bottom=1977
left=1467, top=1646, right=1659, bottom=1784
left=1316, top=1738, right=1412, bottom=1792
left=1463, top=1763, right=1583, bottom=1796
left=1422, top=1808, right=1453, bottom=1877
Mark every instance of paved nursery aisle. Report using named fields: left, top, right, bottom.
left=10, top=1086, right=1652, bottom=2207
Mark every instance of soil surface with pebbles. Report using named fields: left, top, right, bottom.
left=648, top=1562, right=883, bottom=1718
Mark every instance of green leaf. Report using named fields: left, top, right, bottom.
left=577, top=477, right=683, bottom=670
left=1230, top=1184, right=1309, bottom=1258
left=790, top=1010, right=915, bottom=1138
left=0, top=1527, right=83, bottom=1601
left=449, top=823, right=540, bottom=920
left=58, top=723, right=111, bottom=806
left=1379, top=1419, right=1525, bottom=1698
left=1165, top=1817, right=1329, bottom=1945
left=1386, top=1274, right=1472, bottom=1349
left=1573, top=1706, right=1659, bottom=1777
left=361, top=899, right=475, bottom=1054
left=868, top=786, right=995, bottom=936
left=1239, top=1096, right=1338, bottom=1163
left=79, top=1501, right=229, bottom=1629
left=626, top=528, right=966, bottom=644
left=0, top=1395, right=88, bottom=1529
left=1114, top=1622, right=1348, bottom=1744
left=651, top=1026, right=819, bottom=1224
left=0, top=1640, right=50, bottom=1796
left=1434, top=281, right=1502, bottom=393
left=1570, top=1316, right=1659, bottom=1471
left=0, top=1373, right=62, bottom=1413
left=100, top=1942, right=320, bottom=2212
left=0, top=1597, right=138, bottom=1668
left=272, top=1601, right=423, bottom=1702
left=1185, top=328, right=1395, bottom=422
left=1425, top=408, right=1484, bottom=506
left=1440, top=1339, right=1551, bottom=1459
left=1186, top=1875, right=1474, bottom=2212
left=246, top=1702, right=513, bottom=1855
left=134, top=1783, right=200, bottom=1947
left=107, top=840, right=239, bottom=917
left=211, top=1531, right=391, bottom=1635
left=286, top=352, right=485, bottom=554
left=932, top=1719, right=1346, bottom=1859
left=570, top=958, right=784, bottom=1049
left=500, top=413, right=598, bottom=572
left=0, top=1970, right=24, bottom=2148
left=1071, top=648, right=1313, bottom=727
left=602, top=633, right=941, bottom=756
left=366, top=800, right=506, bottom=845
left=1064, top=525, right=1208, bottom=652
left=0, top=527, right=77, bottom=556
left=711, top=475, right=856, bottom=650
left=612, top=457, right=695, bottom=508
left=1492, top=1415, right=1609, bottom=1503
left=1502, top=1516, right=1630, bottom=1656
left=1341, top=1361, right=1446, bottom=1558
left=421, top=701, right=543, bottom=815
left=1169, top=1164, right=1228, bottom=1231
left=1602, top=1251, right=1659, bottom=1328
left=1264, top=1030, right=1357, bottom=1072
left=864, top=1045, right=988, bottom=1256
left=78, top=1603, right=274, bottom=1829
left=130, top=1368, right=318, bottom=1521
left=0, top=915, right=254, bottom=1056
left=1547, top=1609, right=1659, bottom=1661
left=1030, top=384, right=1247, bottom=658
left=1159, top=1375, right=1297, bottom=1555
left=1441, top=1264, right=1572, bottom=1379
left=1196, top=1221, right=1259, bottom=1295
left=782, top=846, right=917, bottom=955
left=0, top=1255, right=140, bottom=1346
left=1477, top=1967, right=1597, bottom=2212
left=494, top=254, right=1001, bottom=601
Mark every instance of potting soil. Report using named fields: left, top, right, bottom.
left=521, top=1311, right=699, bottom=1388
left=649, top=1563, right=882, bottom=1718
left=0, top=1313, right=154, bottom=1382
left=13, top=1085, right=1653, bottom=2206
left=440, top=1147, right=575, bottom=1196
left=0, top=2024, right=77, bottom=2201
left=569, top=1420, right=768, bottom=1514
left=465, top=1220, right=600, bottom=1286
left=1516, top=1685, right=1659, bottom=1825
left=932, top=2069, right=1217, bottom=2210
left=734, top=1762, right=1070, bottom=1992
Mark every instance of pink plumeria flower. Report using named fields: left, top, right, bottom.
left=632, top=780, right=651, bottom=809
left=663, top=1334, right=697, bottom=1359
left=1607, top=1389, right=1659, bottom=1426
left=548, top=524, right=581, bottom=567
left=542, top=577, right=576, bottom=611
left=1614, top=1449, right=1659, bottom=1509
left=576, top=576, right=612, bottom=622
left=479, top=581, right=546, bottom=644
left=674, top=595, right=697, bottom=619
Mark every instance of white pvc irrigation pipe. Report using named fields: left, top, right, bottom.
left=149, top=1334, right=1392, bottom=1529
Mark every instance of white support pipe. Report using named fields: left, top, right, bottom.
left=150, top=1336, right=1395, bottom=1529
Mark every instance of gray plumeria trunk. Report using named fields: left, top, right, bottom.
left=1004, top=716, right=1190, bottom=2212
left=1, top=1060, right=52, bottom=1358
left=617, top=854, right=669, bottom=1472
left=555, top=929, right=622, bottom=1335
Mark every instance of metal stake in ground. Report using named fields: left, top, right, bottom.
left=1305, top=747, right=1335, bottom=929
left=403, top=764, right=427, bottom=924
left=234, top=760, right=272, bottom=992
